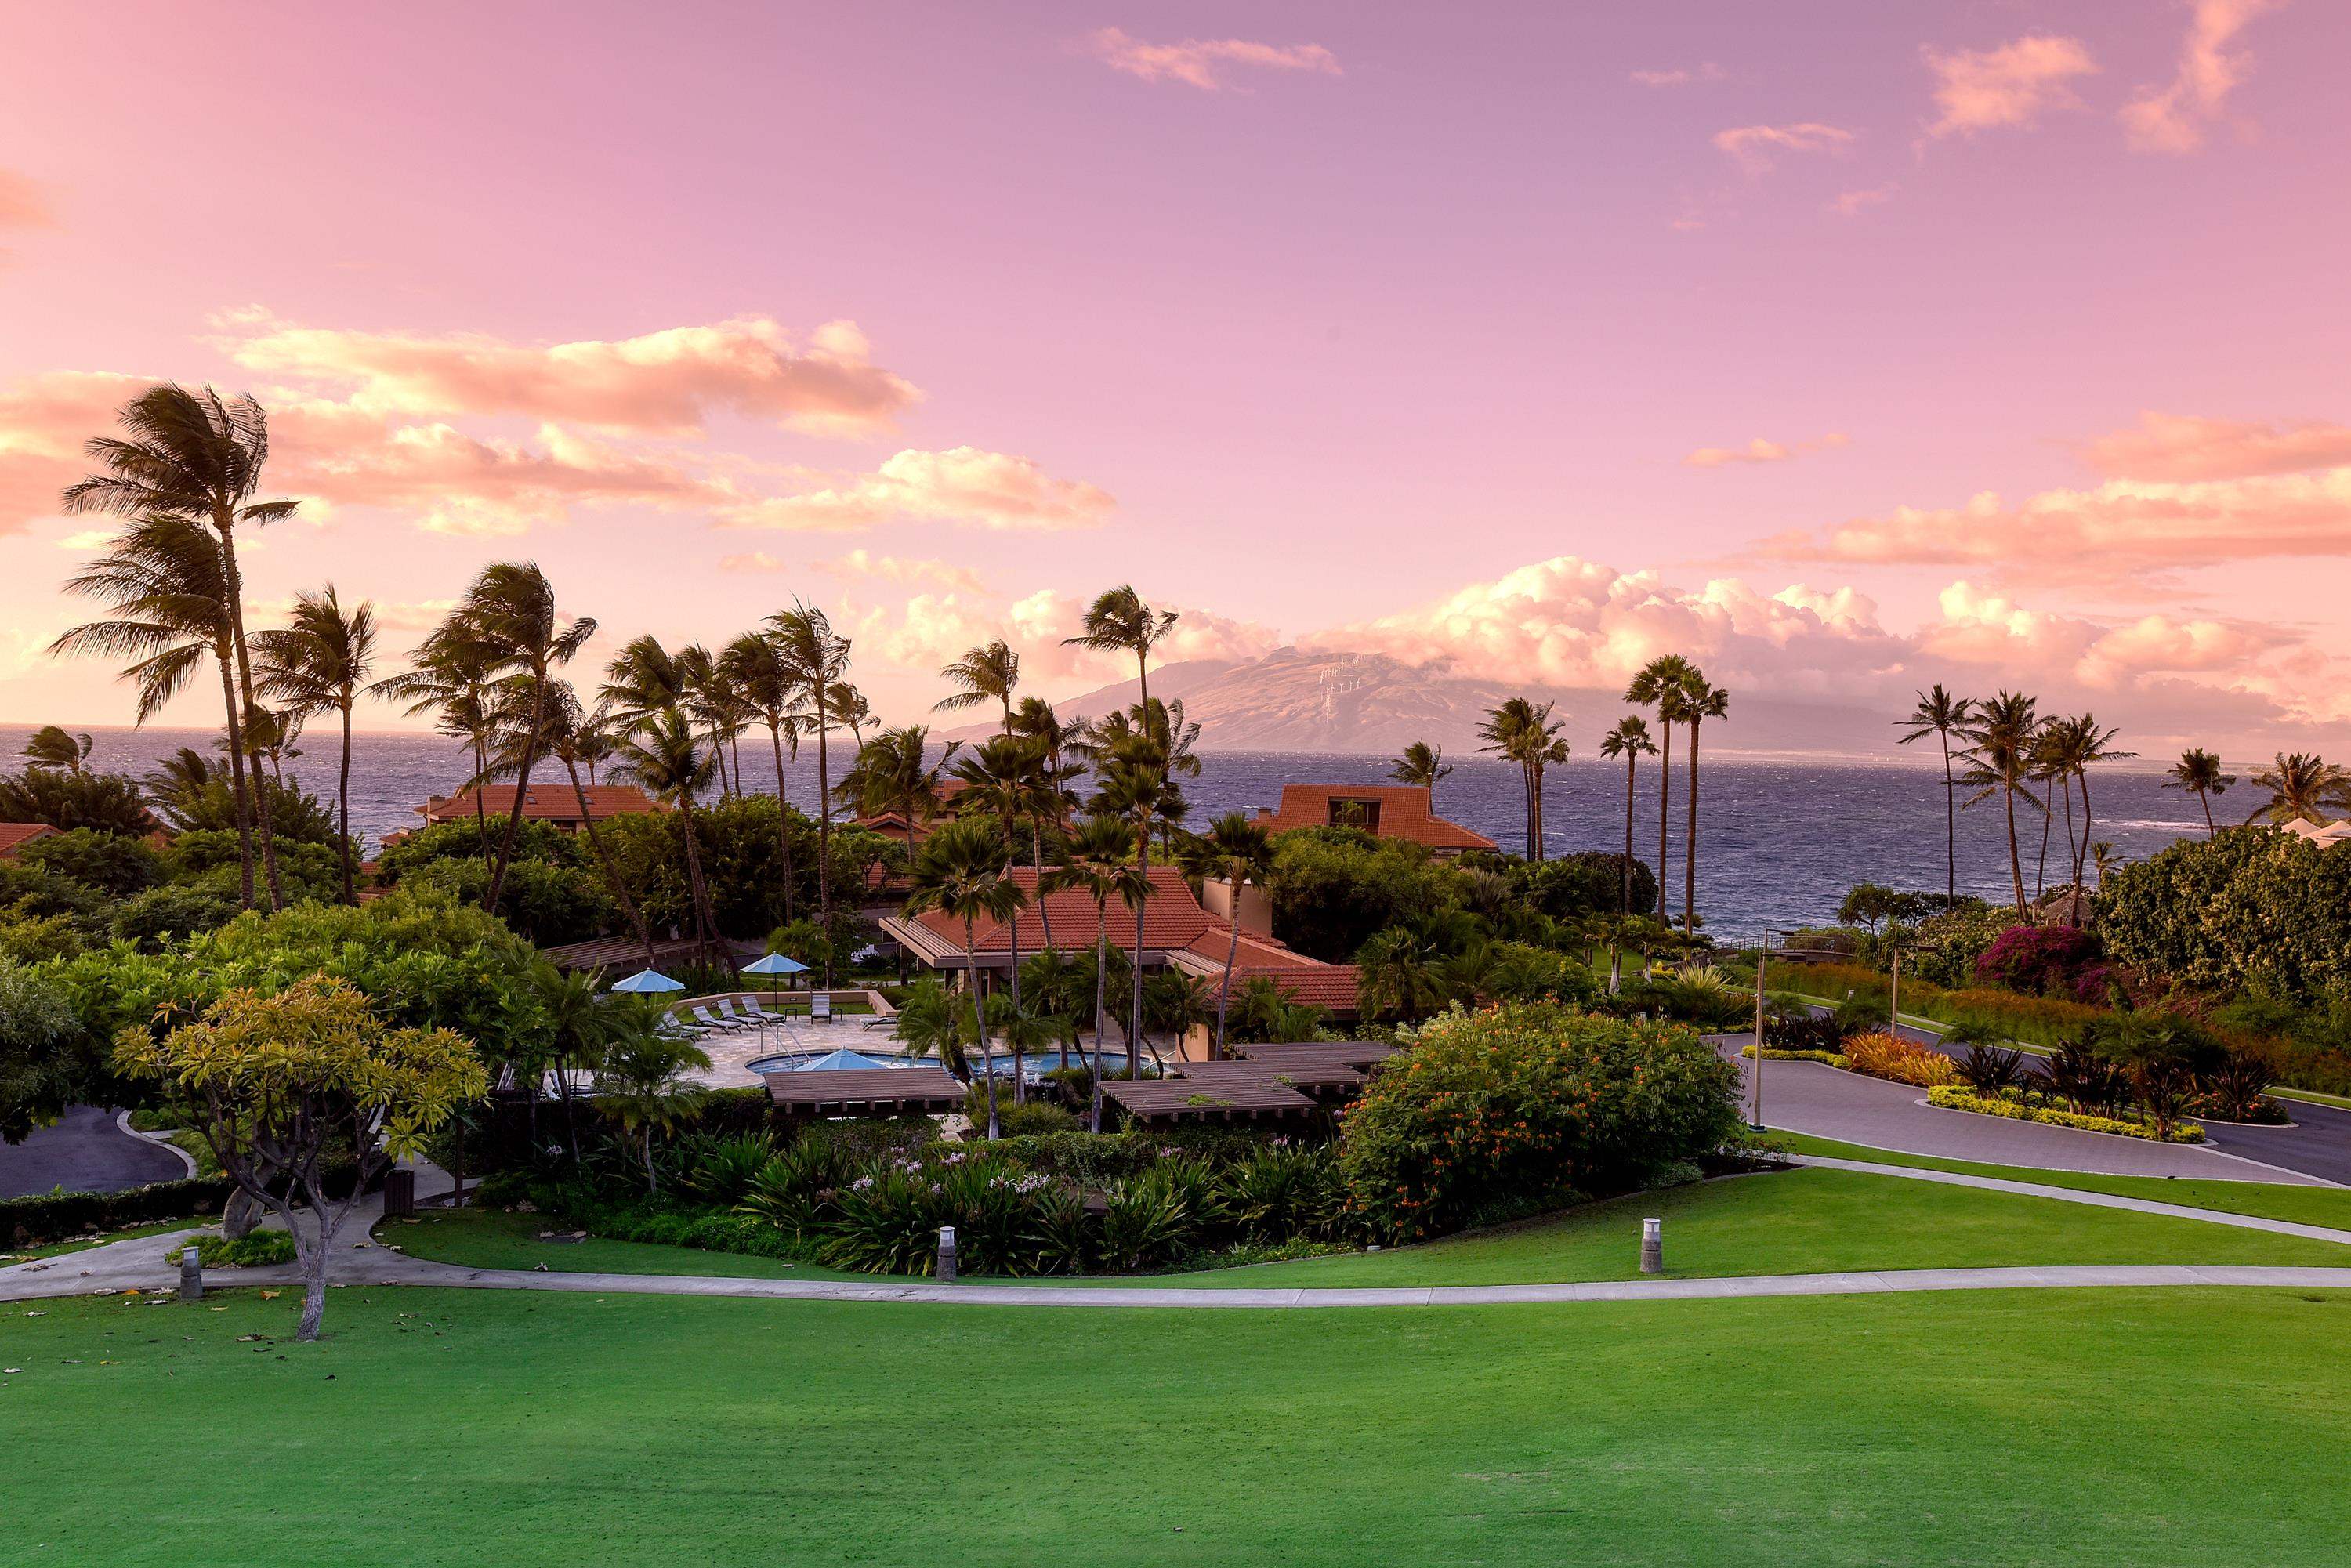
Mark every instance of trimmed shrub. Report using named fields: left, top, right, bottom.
left=0, top=1175, right=234, bottom=1249
left=173, top=1228, right=296, bottom=1267
left=1926, top=1085, right=2204, bottom=1143
left=1842, top=1032, right=1958, bottom=1087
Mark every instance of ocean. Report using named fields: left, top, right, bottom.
left=2, top=726, right=2218, bottom=936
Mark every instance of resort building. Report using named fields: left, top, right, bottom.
left=412, top=783, right=663, bottom=834
left=0, top=822, right=58, bottom=860
left=1248, top=784, right=1495, bottom=856
left=878, top=864, right=1360, bottom=1042
left=2281, top=818, right=2351, bottom=848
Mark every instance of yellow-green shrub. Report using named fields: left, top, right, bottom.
left=1842, top=1032, right=1958, bottom=1087
left=1925, top=1085, right=2205, bottom=1143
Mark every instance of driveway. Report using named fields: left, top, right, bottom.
left=0, top=1105, right=189, bottom=1200
left=1709, top=1039, right=2329, bottom=1183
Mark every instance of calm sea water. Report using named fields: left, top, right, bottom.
left=2, top=726, right=2215, bottom=935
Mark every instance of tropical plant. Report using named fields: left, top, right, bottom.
left=836, top=724, right=958, bottom=824
left=20, top=726, right=92, bottom=773
left=594, top=1009, right=712, bottom=1193
left=531, top=679, right=657, bottom=963
left=371, top=631, right=507, bottom=884
left=1958, top=690, right=2044, bottom=918
left=1895, top=686, right=1973, bottom=908
left=1625, top=654, right=1698, bottom=921
left=1387, top=741, right=1452, bottom=806
left=1089, top=734, right=1178, bottom=1080
left=1596, top=717, right=1656, bottom=914
left=1062, top=585, right=1179, bottom=712
left=252, top=585, right=377, bottom=904
left=614, top=709, right=722, bottom=952
left=721, top=629, right=803, bottom=922
left=934, top=639, right=1023, bottom=735
left=903, top=816, right=1027, bottom=1139
left=1042, top=813, right=1147, bottom=1130
left=1184, top=812, right=1276, bottom=1056
left=2245, top=752, right=2351, bottom=827
left=770, top=603, right=853, bottom=985
left=1354, top=924, right=1451, bottom=1022
left=1675, top=674, right=1730, bottom=932
left=0, top=767, right=154, bottom=837
left=1476, top=697, right=1567, bottom=864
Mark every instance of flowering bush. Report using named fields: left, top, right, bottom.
left=1336, top=1002, right=1740, bottom=1243
left=1973, top=924, right=2114, bottom=1003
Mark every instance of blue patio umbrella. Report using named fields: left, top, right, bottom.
left=741, top=951, right=811, bottom=1038
left=610, top=968, right=686, bottom=994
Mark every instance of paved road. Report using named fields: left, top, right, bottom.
left=0, top=1106, right=187, bottom=1200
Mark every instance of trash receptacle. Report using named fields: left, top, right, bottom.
left=383, top=1168, right=416, bottom=1219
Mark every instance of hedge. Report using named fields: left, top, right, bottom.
left=1925, top=1085, right=2205, bottom=1143
left=1738, top=1046, right=1849, bottom=1067
left=0, top=1175, right=234, bottom=1248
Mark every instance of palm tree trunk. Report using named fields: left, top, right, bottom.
left=485, top=676, right=549, bottom=911
left=679, top=802, right=718, bottom=958
left=965, top=914, right=998, bottom=1140
left=1003, top=827, right=1026, bottom=1106
left=1621, top=756, right=1636, bottom=913
left=336, top=700, right=355, bottom=904
left=1215, top=905, right=1241, bottom=1060
left=1655, top=717, right=1673, bottom=921
left=1031, top=820, right=1055, bottom=954
left=214, top=514, right=282, bottom=910
left=768, top=722, right=796, bottom=924
left=1683, top=720, right=1701, bottom=933
left=1939, top=730, right=1956, bottom=908
left=2003, top=784, right=2027, bottom=916
left=473, top=733, right=494, bottom=884
left=2071, top=771, right=2095, bottom=926
left=2034, top=780, right=2055, bottom=902
left=2198, top=788, right=2215, bottom=837
left=1090, top=907, right=1109, bottom=1134
left=564, top=755, right=655, bottom=964
left=1132, top=822, right=1149, bottom=1081
left=814, top=700, right=833, bottom=987
left=214, top=648, right=257, bottom=908
left=2059, top=775, right=2079, bottom=912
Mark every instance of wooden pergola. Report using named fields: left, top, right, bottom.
left=761, top=1066, right=966, bottom=1118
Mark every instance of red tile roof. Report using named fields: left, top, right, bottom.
left=420, top=784, right=662, bottom=824
left=1250, top=784, right=1495, bottom=851
left=0, top=822, right=58, bottom=858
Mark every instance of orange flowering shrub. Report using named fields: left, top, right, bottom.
left=1840, top=1031, right=1958, bottom=1087
left=1337, top=1002, right=1741, bottom=1242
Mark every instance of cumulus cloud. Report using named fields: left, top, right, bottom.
left=0, top=371, right=158, bottom=528
left=1084, top=27, right=1340, bottom=92
left=217, top=313, right=920, bottom=436
left=804, top=551, right=990, bottom=593
left=1712, top=122, right=1856, bottom=172
left=1631, top=63, right=1726, bottom=88
left=2123, top=0, right=2284, bottom=153
left=1923, top=35, right=2099, bottom=136
left=1685, top=433, right=1849, bottom=469
left=718, top=446, right=1114, bottom=533
left=2078, top=411, right=2351, bottom=482
left=850, top=587, right=1278, bottom=696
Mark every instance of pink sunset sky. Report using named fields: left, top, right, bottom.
left=2, top=1, right=2347, bottom=755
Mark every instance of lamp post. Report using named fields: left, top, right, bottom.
left=1748, top=928, right=1769, bottom=1130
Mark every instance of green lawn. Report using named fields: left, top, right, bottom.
left=385, top=1167, right=2351, bottom=1292
left=1777, top=1132, right=2351, bottom=1229
left=4, top=1285, right=2346, bottom=1566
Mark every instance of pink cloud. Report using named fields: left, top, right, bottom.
left=1923, top=34, right=2099, bottom=137
left=0, top=371, right=159, bottom=528
left=1830, top=183, right=1899, bottom=215
left=1685, top=432, right=1848, bottom=468
left=0, top=169, right=56, bottom=230
left=2122, top=0, right=2285, bottom=154
left=1084, top=27, right=1339, bottom=92
left=719, top=446, right=1114, bottom=533
left=1631, top=63, right=1726, bottom=88
left=2080, top=411, right=2351, bottom=481
left=1712, top=122, right=1856, bottom=173
left=806, top=550, right=990, bottom=593
left=219, top=313, right=920, bottom=436
left=850, top=586, right=1278, bottom=696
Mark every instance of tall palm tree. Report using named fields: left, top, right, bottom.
left=2162, top=748, right=2235, bottom=837
left=1063, top=585, right=1179, bottom=712
left=2027, top=723, right=2069, bottom=904
left=904, top=817, right=1028, bottom=1140
left=1477, top=698, right=1562, bottom=862
left=1625, top=654, right=1697, bottom=921
left=51, top=516, right=250, bottom=898
left=2059, top=714, right=2132, bottom=925
left=615, top=709, right=723, bottom=954
left=2246, top=752, right=2351, bottom=827
left=950, top=737, right=1053, bottom=1099
left=374, top=632, right=508, bottom=883
left=1387, top=741, right=1452, bottom=806
left=21, top=726, right=92, bottom=773
left=722, top=630, right=804, bottom=922
left=63, top=384, right=297, bottom=908
left=1186, top=812, right=1276, bottom=1058
left=1597, top=716, right=1655, bottom=914
left=1010, top=695, right=1080, bottom=947
left=837, top=725, right=959, bottom=822
left=1042, top=814, right=1147, bottom=1130
left=1089, top=736, right=1176, bottom=1079
left=934, top=639, right=1022, bottom=736
left=672, top=643, right=744, bottom=800
left=599, top=632, right=688, bottom=735
left=770, top=604, right=853, bottom=986
left=1678, top=675, right=1730, bottom=933
left=531, top=680, right=657, bottom=965
left=1959, top=690, right=2044, bottom=918
left=252, top=585, right=378, bottom=904
left=1895, top=686, right=1972, bottom=908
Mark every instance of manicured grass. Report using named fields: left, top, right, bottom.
left=382, top=1209, right=819, bottom=1280
left=1777, top=1132, right=2351, bottom=1229
left=4, top=1285, right=2348, bottom=1565
left=0, top=1219, right=200, bottom=1264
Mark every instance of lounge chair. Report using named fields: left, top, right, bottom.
left=736, top=996, right=781, bottom=1023
left=660, top=1012, right=713, bottom=1038
left=688, top=1005, right=740, bottom=1034
left=810, top=993, right=833, bottom=1023
left=712, top=998, right=755, bottom=1029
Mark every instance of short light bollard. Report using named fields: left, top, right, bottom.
left=179, top=1244, right=204, bottom=1301
left=1639, top=1217, right=1663, bottom=1276
left=936, top=1225, right=958, bottom=1284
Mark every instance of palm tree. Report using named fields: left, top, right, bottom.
left=2088, top=841, right=2120, bottom=893
left=1355, top=925, right=1447, bottom=1023
left=63, top=384, right=297, bottom=909
left=934, top=639, right=1022, bottom=736
left=520, top=958, right=614, bottom=1164
left=889, top=978, right=971, bottom=1076
left=1597, top=716, right=1655, bottom=914
left=1089, top=737, right=1176, bottom=1080
left=373, top=632, right=506, bottom=883
left=616, top=709, right=723, bottom=954
left=599, top=632, right=688, bottom=735
left=1959, top=691, right=2044, bottom=918
left=533, top=680, right=657, bottom=965
left=2027, top=723, right=2069, bottom=904
left=21, top=726, right=92, bottom=773
left=252, top=585, right=378, bottom=904
left=769, top=604, right=852, bottom=986
left=904, top=817, right=1027, bottom=1140
left=1387, top=741, right=1452, bottom=806
left=1677, top=675, right=1730, bottom=933
left=1186, top=813, right=1277, bottom=1057
left=2162, top=748, right=2235, bottom=837
left=837, top=725, right=958, bottom=823
left=596, top=1008, right=710, bottom=1193
left=2246, top=753, right=2351, bottom=826
left=723, top=630, right=804, bottom=922
left=950, top=737, right=1052, bottom=1099
left=50, top=516, right=252, bottom=899
left=2052, top=713, right=2132, bottom=925
left=1625, top=654, right=1697, bottom=921
left=676, top=643, right=747, bottom=799
left=1895, top=686, right=1973, bottom=908
left=1063, top=585, right=1179, bottom=712
left=1042, top=814, right=1147, bottom=1131
left=1477, top=698, right=1564, bottom=862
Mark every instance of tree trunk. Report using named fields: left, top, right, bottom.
left=1004, top=823, right=1026, bottom=1106
left=769, top=723, right=796, bottom=924
left=563, top=756, right=656, bottom=964
left=1939, top=730, right=1956, bottom=908
left=1621, top=756, right=1636, bottom=913
left=485, top=676, right=549, bottom=911
left=2071, top=770, right=2095, bottom=926
left=336, top=701, right=356, bottom=904
left=966, top=915, right=998, bottom=1140
left=1215, top=900, right=1241, bottom=1059
left=1090, top=911, right=1109, bottom=1134
left=1655, top=717, right=1673, bottom=921
left=679, top=802, right=719, bottom=958
left=2035, top=780, right=2055, bottom=903
left=1683, top=721, right=1701, bottom=933
left=1031, top=819, right=1055, bottom=954
left=815, top=701, right=833, bottom=987
left=473, top=733, right=494, bottom=884
left=2199, top=788, right=2215, bottom=837
left=1131, top=823, right=1150, bottom=1080
left=214, top=513, right=282, bottom=911
left=2003, top=785, right=2026, bottom=916
left=214, top=647, right=257, bottom=909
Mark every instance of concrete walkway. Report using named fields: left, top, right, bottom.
left=9, top=1154, right=2351, bottom=1309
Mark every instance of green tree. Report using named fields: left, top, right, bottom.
left=2162, top=747, right=2235, bottom=837
left=615, top=710, right=723, bottom=953
left=934, top=639, right=1022, bottom=735
left=1041, top=813, right=1147, bottom=1130
left=1355, top=925, right=1450, bottom=1023
left=1895, top=685, right=1973, bottom=909
left=1959, top=690, right=2044, bottom=918
left=1185, top=811, right=1276, bottom=1057
left=1062, top=585, right=1179, bottom=713
left=1387, top=741, right=1452, bottom=806
left=2246, top=752, right=2350, bottom=827
left=770, top=603, right=853, bottom=986
left=721, top=630, right=803, bottom=922
left=1624, top=654, right=1698, bottom=920
left=595, top=1005, right=710, bottom=1193
left=903, top=817, right=1027, bottom=1139
left=1597, top=716, right=1655, bottom=914
left=21, top=726, right=92, bottom=773
left=371, top=632, right=506, bottom=885
left=1676, top=674, right=1730, bottom=933
left=252, top=585, right=377, bottom=904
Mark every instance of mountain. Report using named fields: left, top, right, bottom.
left=958, top=646, right=1913, bottom=759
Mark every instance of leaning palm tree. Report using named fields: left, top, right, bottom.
left=614, top=709, right=723, bottom=955
left=2162, top=748, right=2235, bottom=837
left=532, top=680, right=657, bottom=965
left=675, top=643, right=748, bottom=799
left=770, top=604, right=853, bottom=986
left=722, top=630, right=803, bottom=922
left=1677, top=675, right=1730, bottom=933
left=934, top=639, right=1022, bottom=736
left=21, top=726, right=92, bottom=773
left=1186, top=813, right=1276, bottom=1058
left=1063, top=585, right=1179, bottom=712
left=837, top=725, right=958, bottom=823
left=599, top=632, right=688, bottom=735
left=1895, top=686, right=1972, bottom=908
left=950, top=737, right=1053, bottom=1097
left=1476, top=699, right=1549, bottom=861
left=1387, top=741, right=1452, bottom=806
left=1625, top=654, right=1698, bottom=921
left=2052, top=713, right=2132, bottom=925
left=50, top=516, right=253, bottom=900
left=1089, top=736, right=1176, bottom=1080
left=372, top=632, right=507, bottom=882
left=2245, top=752, right=2351, bottom=827
left=1041, top=813, right=1147, bottom=1131
left=63, top=384, right=296, bottom=907
left=1597, top=716, right=1655, bottom=914
left=903, top=816, right=1028, bottom=1140
left=252, top=585, right=378, bottom=904
left=1959, top=690, right=2044, bottom=918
